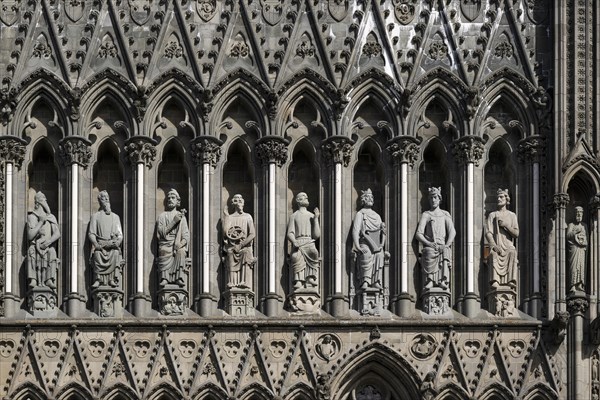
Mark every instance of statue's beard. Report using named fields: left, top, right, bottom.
left=104, top=205, right=111, bottom=214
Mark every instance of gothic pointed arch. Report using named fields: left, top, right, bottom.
left=419, top=137, right=450, bottom=215
left=329, top=343, right=421, bottom=400
left=10, top=383, right=48, bottom=400
left=87, top=94, right=133, bottom=144
left=157, top=137, right=189, bottom=217
left=103, top=383, right=140, bottom=400
left=93, top=137, right=125, bottom=230
left=434, top=383, right=471, bottom=400
left=478, top=383, right=515, bottom=400
left=191, top=383, right=229, bottom=400
left=236, top=383, right=272, bottom=400
left=27, top=137, right=59, bottom=223
left=563, top=164, right=600, bottom=195
left=353, top=138, right=384, bottom=214
left=520, top=382, right=559, bottom=400
left=146, top=382, right=183, bottom=400
left=54, top=382, right=94, bottom=400
left=17, top=91, right=69, bottom=143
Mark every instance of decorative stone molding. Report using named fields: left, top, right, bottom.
left=590, top=193, right=600, bottom=212
left=452, top=136, right=485, bottom=166
left=0, top=136, right=27, bottom=168
left=58, top=136, right=92, bottom=168
left=386, top=136, right=420, bottom=167
left=190, top=136, right=223, bottom=167
left=517, top=135, right=545, bottom=164
left=255, top=136, right=289, bottom=167
left=552, top=193, right=570, bottom=210
left=567, top=295, right=589, bottom=316
left=321, top=136, right=354, bottom=167
left=125, top=136, right=157, bottom=168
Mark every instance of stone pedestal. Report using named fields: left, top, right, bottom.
left=225, top=288, right=255, bottom=317
left=289, top=289, right=321, bottom=313
left=487, top=286, right=517, bottom=317
left=421, top=287, right=451, bottom=315
left=159, top=285, right=189, bottom=316
left=28, top=286, right=58, bottom=317
left=93, top=287, right=124, bottom=318
left=358, top=287, right=383, bottom=316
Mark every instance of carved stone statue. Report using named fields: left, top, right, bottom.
left=485, top=189, right=519, bottom=289
left=27, top=192, right=60, bottom=290
left=157, top=189, right=190, bottom=288
left=415, top=187, right=456, bottom=291
left=352, top=189, right=385, bottom=289
left=567, top=206, right=587, bottom=292
left=287, top=192, right=321, bottom=290
left=223, top=194, right=256, bottom=289
left=89, top=191, right=123, bottom=288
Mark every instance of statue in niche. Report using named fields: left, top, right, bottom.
left=27, top=192, right=60, bottom=289
left=89, top=191, right=123, bottom=288
left=485, top=189, right=519, bottom=289
left=287, top=192, right=321, bottom=290
left=157, top=189, right=190, bottom=287
left=415, top=187, right=456, bottom=290
left=352, top=189, right=386, bottom=289
left=223, top=194, right=256, bottom=289
left=567, top=206, right=587, bottom=293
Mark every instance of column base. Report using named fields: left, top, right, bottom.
left=487, top=286, right=517, bottom=318
left=262, top=293, right=282, bottom=317
left=393, top=293, right=414, bottom=317
left=421, top=287, right=451, bottom=315
left=2, top=293, right=20, bottom=318
left=65, top=292, right=87, bottom=317
left=528, top=293, right=543, bottom=319
left=463, top=292, right=481, bottom=318
left=130, top=293, right=152, bottom=317
left=28, top=286, right=58, bottom=317
left=329, top=294, right=348, bottom=317
left=159, top=285, right=189, bottom=316
left=195, top=293, right=216, bottom=317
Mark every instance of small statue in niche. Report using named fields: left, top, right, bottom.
left=415, top=187, right=456, bottom=290
left=485, top=189, right=520, bottom=289
left=352, top=189, right=386, bottom=289
left=287, top=192, right=321, bottom=290
left=567, top=206, right=587, bottom=293
left=157, top=189, right=190, bottom=287
left=27, top=192, right=60, bottom=289
left=89, top=191, right=123, bottom=288
left=223, top=194, right=256, bottom=289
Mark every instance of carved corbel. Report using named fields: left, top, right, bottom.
left=58, top=136, right=92, bottom=168
left=190, top=136, right=223, bottom=167
left=385, top=136, right=421, bottom=168
left=452, top=135, right=485, bottom=166
left=255, top=136, right=289, bottom=167
left=550, top=310, right=569, bottom=345
left=0, top=136, right=27, bottom=169
left=125, top=136, right=157, bottom=168
left=321, top=136, right=354, bottom=167
left=517, top=135, right=545, bottom=164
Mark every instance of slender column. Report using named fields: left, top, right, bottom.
left=0, top=137, right=26, bottom=317
left=551, top=193, right=570, bottom=318
left=518, top=136, right=545, bottom=317
left=256, top=136, right=289, bottom=316
left=190, top=136, right=222, bottom=316
left=452, top=135, right=484, bottom=318
left=590, top=195, right=600, bottom=317
left=322, top=136, right=354, bottom=316
left=125, top=136, right=156, bottom=317
left=567, top=297, right=589, bottom=400
left=58, top=136, right=92, bottom=317
left=386, top=136, right=420, bottom=316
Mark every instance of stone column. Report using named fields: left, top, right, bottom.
left=591, top=194, right=600, bottom=318
left=255, top=136, right=288, bottom=316
left=190, top=136, right=222, bottom=317
left=452, top=135, right=484, bottom=318
left=322, top=136, right=354, bottom=316
left=58, top=136, right=92, bottom=317
left=125, top=136, right=156, bottom=317
left=386, top=136, right=419, bottom=317
left=551, top=193, right=570, bottom=318
left=567, top=296, right=589, bottom=400
left=0, top=136, right=26, bottom=317
left=517, top=136, right=544, bottom=318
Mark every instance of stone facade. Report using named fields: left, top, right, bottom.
left=0, top=1, right=598, bottom=399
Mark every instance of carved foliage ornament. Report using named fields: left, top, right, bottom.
left=567, top=296, right=589, bottom=315
left=0, top=136, right=26, bottom=168
left=452, top=136, right=485, bottom=166
left=125, top=137, right=157, bottom=168
left=494, top=41, right=514, bottom=59
left=386, top=136, right=420, bottom=167
left=362, top=41, right=382, bottom=58
left=328, top=0, right=348, bottom=22
left=190, top=136, right=222, bottom=167
left=394, top=0, right=416, bottom=25
left=322, top=136, right=354, bottom=167
left=296, top=40, right=316, bottom=59
left=197, top=0, right=217, bottom=22
left=518, top=136, right=545, bottom=163
left=428, top=41, right=448, bottom=61
left=0, top=0, right=20, bottom=26
left=256, top=136, right=289, bottom=167
left=230, top=42, right=249, bottom=58
left=59, top=137, right=92, bottom=168
left=552, top=193, right=570, bottom=210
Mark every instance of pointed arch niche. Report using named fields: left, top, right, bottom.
left=157, top=140, right=189, bottom=213
left=419, top=139, right=450, bottom=213
left=353, top=140, right=384, bottom=214
left=28, top=139, right=59, bottom=216
left=93, top=140, right=124, bottom=220
left=222, top=140, right=254, bottom=216
left=484, top=139, right=515, bottom=215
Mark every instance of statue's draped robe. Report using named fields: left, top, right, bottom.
left=353, top=209, right=384, bottom=286
left=566, top=222, right=587, bottom=290
left=417, top=209, right=454, bottom=286
left=288, top=209, right=319, bottom=285
left=89, top=211, right=123, bottom=286
left=157, top=210, right=190, bottom=285
left=486, top=210, right=519, bottom=286
left=223, top=212, right=255, bottom=288
left=27, top=211, right=59, bottom=286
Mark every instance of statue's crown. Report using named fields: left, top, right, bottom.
left=428, top=187, right=441, bottom=196
left=361, top=188, right=373, bottom=196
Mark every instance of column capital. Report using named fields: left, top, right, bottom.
left=567, top=295, right=589, bottom=316
left=255, top=136, right=289, bottom=167
left=0, top=136, right=27, bottom=169
left=190, top=136, right=223, bottom=167
left=452, top=135, right=485, bottom=166
left=125, top=136, right=157, bottom=168
left=386, top=136, right=421, bottom=167
left=58, top=136, right=92, bottom=168
left=590, top=193, right=600, bottom=212
left=321, top=136, right=354, bottom=167
left=517, top=135, right=545, bottom=164
left=552, top=192, right=570, bottom=210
